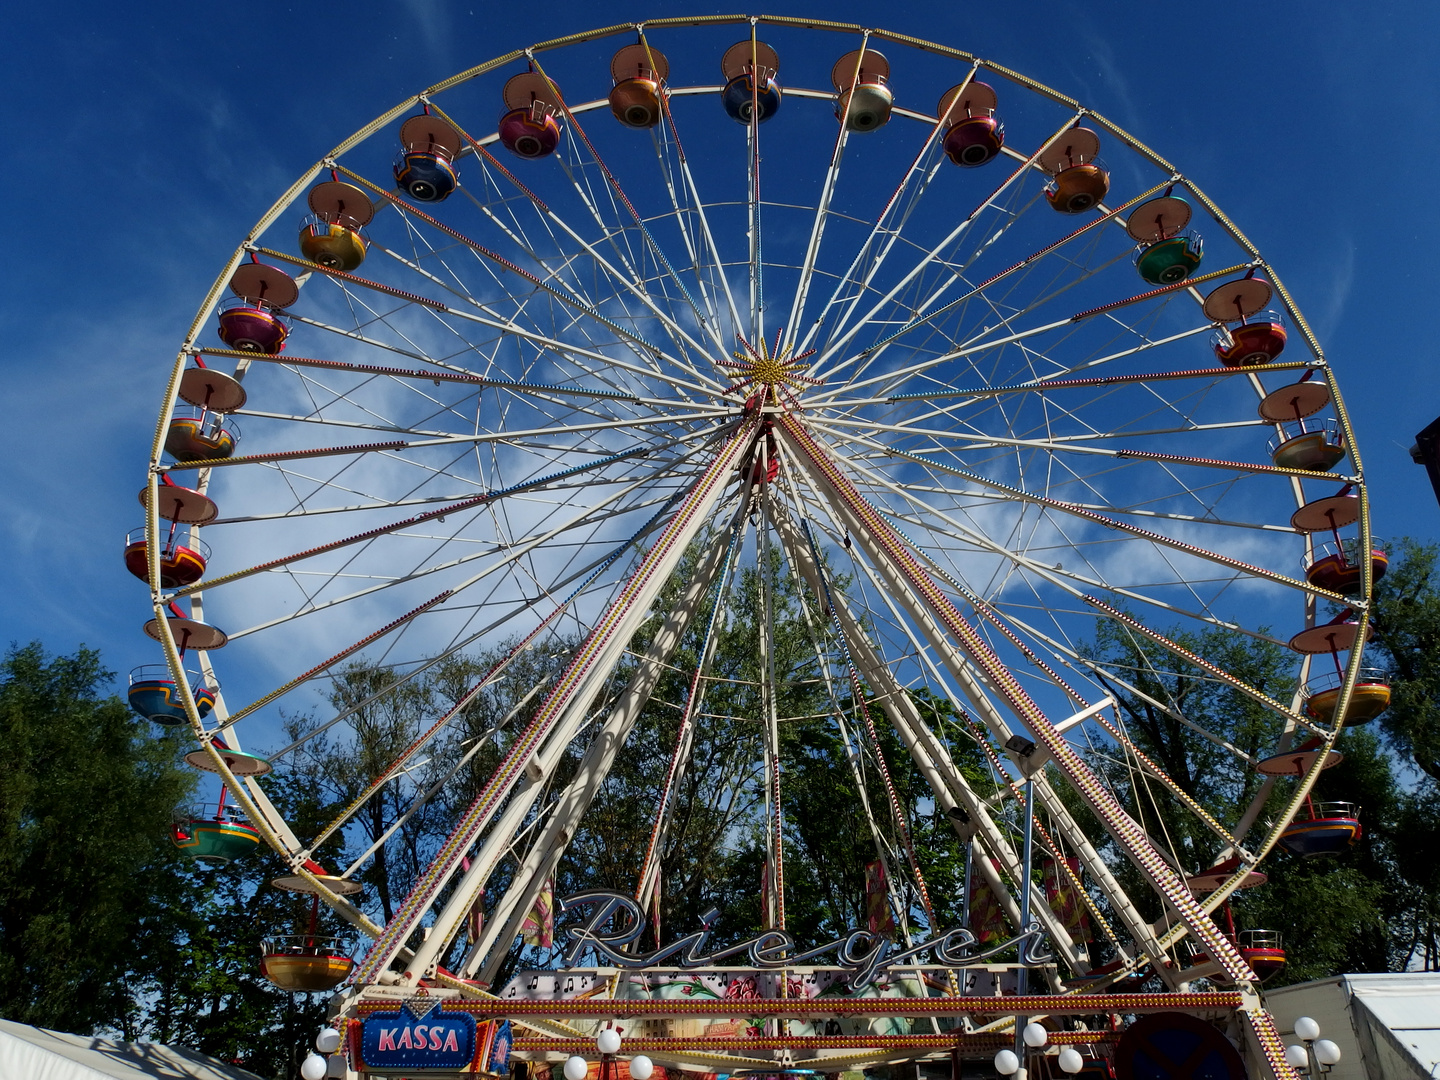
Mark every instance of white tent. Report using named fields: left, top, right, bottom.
left=1263, top=972, right=1440, bottom=1080
left=0, top=1019, right=267, bottom=1080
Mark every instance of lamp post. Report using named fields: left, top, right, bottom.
left=993, top=1023, right=1084, bottom=1078
left=1284, top=1016, right=1342, bottom=1076
left=565, top=1029, right=654, bottom=1080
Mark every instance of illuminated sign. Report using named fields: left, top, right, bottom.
left=358, top=999, right=477, bottom=1071
left=556, top=890, right=1050, bottom=988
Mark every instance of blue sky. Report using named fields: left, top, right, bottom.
left=1, top=0, right=1435, bottom=690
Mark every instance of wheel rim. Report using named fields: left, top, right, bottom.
left=144, top=18, right=1369, bottom=1076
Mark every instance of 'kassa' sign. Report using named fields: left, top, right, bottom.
left=358, top=1000, right=477, bottom=1071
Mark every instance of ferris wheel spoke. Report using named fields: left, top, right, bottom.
left=771, top=501, right=1086, bottom=959
left=465, top=509, right=747, bottom=982
left=523, top=58, right=725, bottom=357
left=832, top=456, right=1301, bottom=644
left=818, top=182, right=1172, bottom=391
left=780, top=415, right=1256, bottom=984
left=808, top=113, right=1085, bottom=376
left=357, top=420, right=755, bottom=986
left=334, top=165, right=688, bottom=364
left=165, top=436, right=678, bottom=600
left=305, top=517, right=658, bottom=855
left=361, top=237, right=690, bottom=394
left=791, top=69, right=973, bottom=360
left=224, top=459, right=699, bottom=642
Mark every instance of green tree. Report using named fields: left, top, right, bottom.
left=0, top=643, right=195, bottom=1030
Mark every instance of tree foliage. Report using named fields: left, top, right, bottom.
left=0, top=643, right=195, bottom=1031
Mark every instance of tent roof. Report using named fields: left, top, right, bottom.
left=0, top=1019, right=267, bottom=1080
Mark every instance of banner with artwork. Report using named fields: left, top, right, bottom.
left=967, top=858, right=1007, bottom=945
left=1043, top=856, right=1092, bottom=943
left=521, top=878, right=555, bottom=949
left=864, top=859, right=895, bottom=936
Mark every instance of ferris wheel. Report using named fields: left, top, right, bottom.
left=132, top=16, right=1378, bottom=1079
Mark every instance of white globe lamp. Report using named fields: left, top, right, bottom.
left=993, top=1048, right=1020, bottom=1075
left=315, top=1028, right=342, bottom=1054
left=565, top=1055, right=590, bottom=1080
left=300, top=1053, right=328, bottom=1080
left=1295, top=1016, right=1321, bottom=1042
left=630, top=1054, right=654, bottom=1080
left=1022, top=1022, right=1048, bottom=1048
left=597, top=1029, right=623, bottom=1056
left=1285, top=1044, right=1310, bottom=1070
left=1057, top=1047, right=1084, bottom=1074
left=1315, top=1039, right=1342, bottom=1065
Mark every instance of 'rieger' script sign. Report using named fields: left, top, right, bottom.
left=557, top=890, right=1050, bottom=988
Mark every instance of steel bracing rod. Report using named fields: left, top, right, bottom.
left=882, top=356, right=1312, bottom=407
left=643, top=41, right=746, bottom=346
left=633, top=499, right=750, bottom=914
left=465, top=505, right=747, bottom=985
left=769, top=462, right=1074, bottom=954
left=268, top=304, right=719, bottom=402
left=818, top=248, right=1249, bottom=410
left=303, top=498, right=671, bottom=854
left=353, top=419, right=755, bottom=985
left=954, top=589, right=1243, bottom=853
left=814, top=182, right=1187, bottom=395
left=780, top=33, right=865, bottom=350
left=810, top=413, right=1270, bottom=453
left=331, top=165, right=687, bottom=369
left=805, top=419, right=1345, bottom=607
left=805, top=314, right=1216, bottom=411
left=771, top=511, right=916, bottom=951
left=425, top=497, right=746, bottom=986
left=806, top=432, right=1302, bottom=651
left=792, top=66, right=977, bottom=361
left=796, top=517, right=938, bottom=926
left=197, top=346, right=643, bottom=405
left=456, top=162, right=721, bottom=384
left=804, top=112, right=1084, bottom=379
left=782, top=495, right=1161, bottom=977
left=667, top=135, right=748, bottom=341
left=775, top=414, right=1257, bottom=986
left=966, top=605, right=1279, bottom=766
left=1086, top=600, right=1320, bottom=741
left=771, top=504, right=1075, bottom=960
left=222, top=460, right=689, bottom=643
left=519, top=58, right=721, bottom=357
left=166, top=442, right=660, bottom=600
left=815, top=323, right=1214, bottom=412
left=361, top=225, right=703, bottom=399
left=339, top=701, right=522, bottom=880
left=229, top=400, right=731, bottom=449
left=830, top=536, right=1180, bottom=993
left=641, top=102, right=721, bottom=331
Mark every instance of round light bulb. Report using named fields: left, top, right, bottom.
left=630, top=1054, right=654, bottom=1080
left=1057, top=1047, right=1084, bottom=1074
left=300, top=1053, right=328, bottom=1080
left=315, top=1028, right=342, bottom=1053
left=565, top=1056, right=590, bottom=1080
left=1285, top=1044, right=1310, bottom=1070
left=596, top=1028, right=623, bottom=1055
left=993, top=1048, right=1020, bottom=1075
left=1295, top=1015, right=1321, bottom=1042
left=1314, top=1039, right=1342, bottom=1065
left=1023, top=1021, right=1049, bottom=1048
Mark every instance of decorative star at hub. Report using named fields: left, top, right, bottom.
left=717, top=328, right=824, bottom=409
